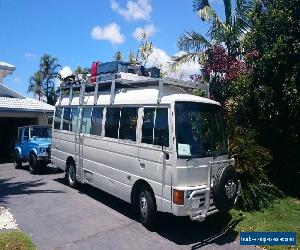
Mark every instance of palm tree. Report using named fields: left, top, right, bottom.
left=28, top=71, right=44, bottom=101
left=174, top=0, right=253, bottom=65
left=39, top=54, right=61, bottom=105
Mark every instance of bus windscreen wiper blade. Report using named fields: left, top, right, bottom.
left=187, top=154, right=203, bottom=161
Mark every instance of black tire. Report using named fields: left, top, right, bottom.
left=65, top=161, right=78, bottom=188
left=213, top=165, right=239, bottom=212
left=138, top=185, right=157, bottom=228
left=14, top=150, right=22, bottom=169
left=29, top=153, right=40, bottom=174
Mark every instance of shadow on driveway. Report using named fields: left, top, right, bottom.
left=54, top=177, right=242, bottom=249
left=0, top=177, right=65, bottom=206
left=18, top=163, right=64, bottom=176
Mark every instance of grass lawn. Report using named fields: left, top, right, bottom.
left=0, top=231, right=35, bottom=250
left=231, top=197, right=300, bottom=250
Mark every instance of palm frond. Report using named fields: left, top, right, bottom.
left=223, top=0, right=232, bottom=24
left=193, top=0, right=209, bottom=12
left=177, top=31, right=211, bottom=52
left=171, top=51, right=206, bottom=68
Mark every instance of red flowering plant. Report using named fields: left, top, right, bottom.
left=203, top=44, right=251, bottom=106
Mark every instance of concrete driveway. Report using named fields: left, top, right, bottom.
left=0, top=163, right=252, bottom=250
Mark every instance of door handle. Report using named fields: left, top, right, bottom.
left=140, top=162, right=145, bottom=169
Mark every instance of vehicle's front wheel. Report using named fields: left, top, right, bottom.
left=138, top=185, right=157, bottom=228
left=14, top=150, right=22, bottom=169
left=29, top=153, right=39, bottom=174
left=65, top=161, right=78, bottom=188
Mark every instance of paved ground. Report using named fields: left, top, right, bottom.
left=0, top=163, right=253, bottom=250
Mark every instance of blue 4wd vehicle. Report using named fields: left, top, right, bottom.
left=14, top=125, right=51, bottom=174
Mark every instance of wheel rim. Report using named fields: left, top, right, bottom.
left=224, top=179, right=237, bottom=199
left=68, top=165, right=75, bottom=184
left=140, top=192, right=147, bottom=219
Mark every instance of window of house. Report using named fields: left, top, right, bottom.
left=81, top=107, right=92, bottom=134
left=105, top=107, right=121, bottom=139
left=119, top=107, right=138, bottom=141
left=62, top=108, right=71, bottom=131
left=91, top=107, right=103, bottom=136
left=54, top=108, right=63, bottom=130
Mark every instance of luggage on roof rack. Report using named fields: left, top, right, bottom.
left=91, top=61, right=150, bottom=79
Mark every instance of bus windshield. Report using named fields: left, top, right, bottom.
left=175, top=101, right=228, bottom=159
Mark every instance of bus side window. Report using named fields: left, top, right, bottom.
left=105, top=107, right=121, bottom=139
left=81, top=107, right=92, bottom=134
left=62, top=108, right=71, bottom=131
left=142, top=108, right=155, bottom=144
left=70, top=108, right=79, bottom=132
left=54, top=108, right=63, bottom=130
left=119, top=107, right=138, bottom=141
left=91, top=107, right=103, bottom=136
left=154, top=108, right=169, bottom=147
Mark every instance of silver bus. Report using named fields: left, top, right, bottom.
left=51, top=72, right=240, bottom=227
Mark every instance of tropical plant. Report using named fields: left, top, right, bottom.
left=224, top=84, right=284, bottom=210
left=174, top=0, right=253, bottom=66
left=28, top=71, right=44, bottom=101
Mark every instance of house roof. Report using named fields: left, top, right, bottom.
left=0, top=83, right=54, bottom=113
left=0, top=97, right=54, bottom=113
left=0, top=62, right=16, bottom=81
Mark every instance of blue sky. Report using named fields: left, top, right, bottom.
left=0, top=0, right=222, bottom=97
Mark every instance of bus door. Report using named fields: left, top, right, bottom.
left=139, top=107, right=170, bottom=209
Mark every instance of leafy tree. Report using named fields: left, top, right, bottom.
left=137, top=33, right=153, bottom=66
left=39, top=54, right=61, bottom=105
left=114, top=51, right=123, bottom=61
left=28, top=71, right=44, bottom=101
left=245, top=0, right=300, bottom=195
left=74, top=66, right=90, bottom=75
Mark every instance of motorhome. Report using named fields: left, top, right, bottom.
left=51, top=62, right=240, bottom=227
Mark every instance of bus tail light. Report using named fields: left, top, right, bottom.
left=173, top=189, right=184, bottom=205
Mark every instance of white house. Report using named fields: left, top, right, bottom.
left=0, top=61, right=54, bottom=160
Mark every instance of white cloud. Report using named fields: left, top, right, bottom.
left=110, top=0, right=152, bottom=21
left=146, top=47, right=201, bottom=79
left=133, top=24, right=157, bottom=40
left=13, top=77, right=22, bottom=84
left=24, top=52, right=38, bottom=62
left=91, top=23, right=125, bottom=44
left=59, top=66, right=73, bottom=79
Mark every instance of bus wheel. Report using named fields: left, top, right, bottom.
left=14, top=150, right=22, bottom=169
left=138, top=185, right=157, bottom=228
left=65, top=161, right=78, bottom=188
left=29, top=153, right=39, bottom=174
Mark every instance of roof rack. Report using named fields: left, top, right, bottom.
left=57, top=73, right=209, bottom=106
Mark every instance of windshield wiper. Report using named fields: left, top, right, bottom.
left=186, top=154, right=203, bottom=162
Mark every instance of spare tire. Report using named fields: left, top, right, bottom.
left=212, top=165, right=239, bottom=212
